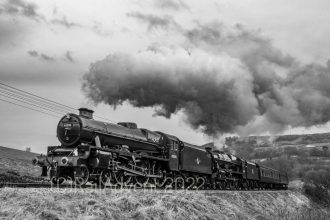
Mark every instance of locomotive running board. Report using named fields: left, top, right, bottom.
left=117, top=165, right=163, bottom=178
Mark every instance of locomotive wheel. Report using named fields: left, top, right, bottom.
left=174, top=176, right=185, bottom=189
left=218, top=181, right=225, bottom=190
left=49, top=167, right=65, bottom=185
left=235, top=181, right=240, bottom=190
left=153, top=165, right=166, bottom=188
left=113, top=170, right=132, bottom=186
left=242, top=181, right=248, bottom=190
left=134, top=161, right=150, bottom=187
left=97, top=171, right=111, bottom=188
left=51, top=177, right=65, bottom=185
left=211, top=179, right=217, bottom=190
left=75, top=166, right=90, bottom=186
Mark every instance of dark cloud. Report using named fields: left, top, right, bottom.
left=0, top=0, right=42, bottom=48
left=64, top=51, right=75, bottom=63
left=50, top=16, right=108, bottom=37
left=27, top=50, right=38, bottom=57
left=0, top=0, right=41, bottom=20
left=82, top=21, right=330, bottom=137
left=27, top=50, right=56, bottom=62
left=91, top=21, right=112, bottom=37
left=40, top=53, right=55, bottom=61
left=50, top=16, right=80, bottom=29
left=127, top=12, right=179, bottom=30
left=154, top=0, right=189, bottom=11
left=27, top=50, right=77, bottom=63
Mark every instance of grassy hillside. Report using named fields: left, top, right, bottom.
left=0, top=146, right=43, bottom=182
left=0, top=188, right=329, bottom=220
left=224, top=133, right=330, bottom=181
left=225, top=133, right=330, bottom=153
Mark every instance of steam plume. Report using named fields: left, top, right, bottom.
left=82, top=22, right=330, bottom=137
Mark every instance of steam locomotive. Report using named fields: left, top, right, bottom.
left=33, top=108, right=288, bottom=189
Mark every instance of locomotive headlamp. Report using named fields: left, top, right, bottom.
left=61, top=157, right=69, bottom=165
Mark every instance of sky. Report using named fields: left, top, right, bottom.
left=1, top=0, right=330, bottom=153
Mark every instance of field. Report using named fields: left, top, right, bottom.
left=1, top=188, right=329, bottom=220
left=0, top=146, right=42, bottom=183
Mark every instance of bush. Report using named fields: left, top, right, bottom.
left=303, top=184, right=330, bottom=207
left=304, top=168, right=330, bottom=189
left=303, top=167, right=330, bottom=207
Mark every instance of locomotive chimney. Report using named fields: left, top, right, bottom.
left=202, top=142, right=214, bottom=152
left=205, top=146, right=213, bottom=152
left=78, top=108, right=94, bottom=119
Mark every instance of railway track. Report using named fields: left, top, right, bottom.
left=0, top=182, right=125, bottom=189
left=0, top=182, right=86, bottom=189
left=0, top=182, right=289, bottom=192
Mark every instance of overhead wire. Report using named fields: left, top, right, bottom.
left=0, top=85, right=72, bottom=113
left=0, top=97, right=59, bottom=118
left=0, top=91, right=65, bottom=116
left=0, top=82, right=117, bottom=123
left=0, top=82, right=75, bottom=112
left=0, top=88, right=67, bottom=115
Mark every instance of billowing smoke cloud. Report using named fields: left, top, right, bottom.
left=82, top=21, right=330, bottom=137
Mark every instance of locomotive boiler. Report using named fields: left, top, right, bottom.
left=33, top=108, right=289, bottom=189
left=57, top=108, right=163, bottom=153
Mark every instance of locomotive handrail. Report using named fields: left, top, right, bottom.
left=87, top=145, right=169, bottom=161
left=92, top=130, right=163, bottom=149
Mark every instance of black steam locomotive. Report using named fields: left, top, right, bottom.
left=33, top=108, right=288, bottom=189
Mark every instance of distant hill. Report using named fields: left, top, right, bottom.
left=226, top=132, right=330, bottom=149
left=225, top=132, right=330, bottom=156
left=224, top=133, right=330, bottom=180
left=0, top=146, right=43, bottom=182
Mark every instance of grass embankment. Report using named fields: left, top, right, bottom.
left=0, top=188, right=329, bottom=220
left=0, top=146, right=43, bottom=183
